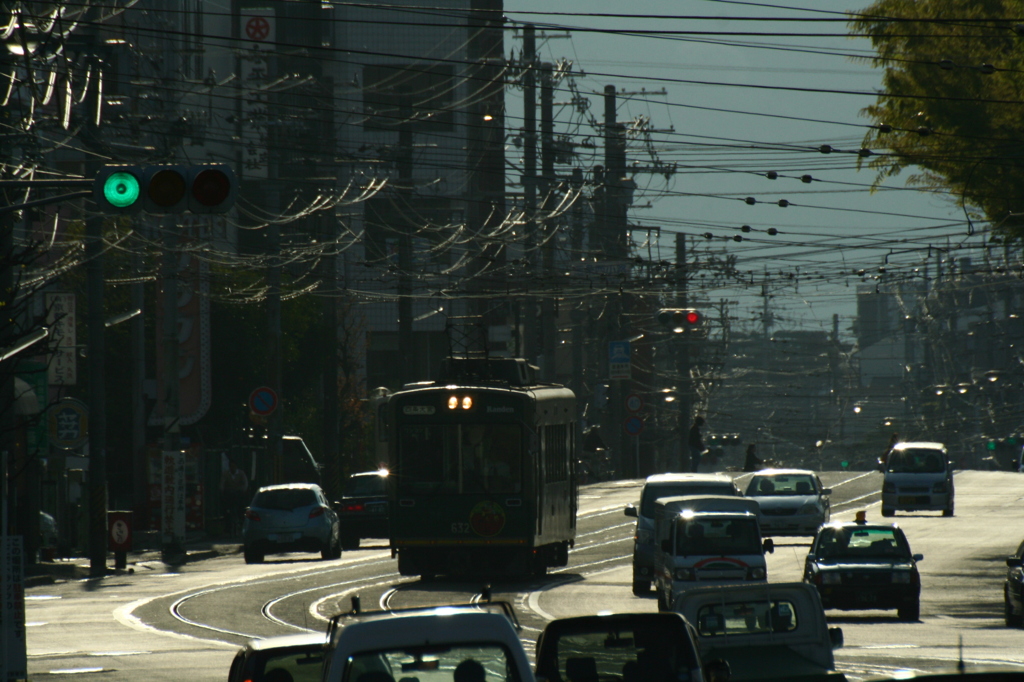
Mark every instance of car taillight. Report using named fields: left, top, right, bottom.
left=245, top=510, right=261, bottom=522
left=309, top=506, right=326, bottom=518
left=344, top=503, right=365, bottom=513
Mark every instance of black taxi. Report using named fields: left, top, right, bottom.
left=804, top=511, right=923, bottom=621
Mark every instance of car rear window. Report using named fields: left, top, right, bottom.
left=344, top=475, right=387, bottom=497
left=887, top=449, right=946, bottom=474
left=254, top=489, right=317, bottom=510
left=696, top=599, right=799, bottom=637
left=640, top=482, right=737, bottom=517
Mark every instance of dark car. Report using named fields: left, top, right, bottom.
left=535, top=612, right=704, bottom=682
left=242, top=483, right=341, bottom=564
left=1003, top=538, right=1024, bottom=626
left=804, top=514, right=923, bottom=621
left=228, top=632, right=327, bottom=682
left=335, top=470, right=389, bottom=550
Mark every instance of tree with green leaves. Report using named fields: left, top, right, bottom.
left=851, top=1, right=1024, bottom=239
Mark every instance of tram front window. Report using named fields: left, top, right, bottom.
left=399, top=424, right=522, bottom=494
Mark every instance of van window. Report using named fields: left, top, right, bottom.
left=886, top=449, right=945, bottom=474
left=640, top=482, right=737, bottom=517
left=546, top=620, right=699, bottom=682
left=695, top=600, right=799, bottom=637
left=342, top=643, right=518, bottom=682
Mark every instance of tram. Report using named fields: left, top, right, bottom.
left=386, top=357, right=577, bottom=578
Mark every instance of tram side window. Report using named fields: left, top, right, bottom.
left=399, top=425, right=447, bottom=491
left=542, top=424, right=569, bottom=484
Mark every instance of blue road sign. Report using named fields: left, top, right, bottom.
left=624, top=415, right=645, bottom=436
left=249, top=386, right=278, bottom=416
left=608, top=340, right=631, bottom=362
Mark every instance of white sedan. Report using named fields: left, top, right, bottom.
left=744, top=469, right=831, bottom=537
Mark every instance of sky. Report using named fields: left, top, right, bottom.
left=502, top=0, right=982, bottom=340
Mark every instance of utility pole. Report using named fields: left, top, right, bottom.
left=539, top=63, right=556, bottom=380
left=160, top=215, right=184, bottom=561
left=675, top=232, right=692, bottom=472
left=603, top=85, right=630, bottom=477
left=521, top=25, right=537, bottom=363
left=397, top=106, right=415, bottom=383
left=85, top=51, right=108, bottom=577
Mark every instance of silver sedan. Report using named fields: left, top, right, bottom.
left=744, top=469, right=831, bottom=537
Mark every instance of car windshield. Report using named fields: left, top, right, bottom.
left=253, top=489, right=317, bottom=511
left=343, top=643, right=518, bottom=682
left=695, top=599, right=799, bottom=637
left=814, top=527, right=910, bottom=560
left=674, top=517, right=761, bottom=556
left=541, top=619, right=699, bottom=682
left=746, top=474, right=817, bottom=497
left=344, top=475, right=387, bottom=497
left=887, top=449, right=946, bottom=474
left=639, top=482, right=737, bottom=517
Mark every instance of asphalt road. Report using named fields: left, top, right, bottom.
left=24, top=470, right=1024, bottom=681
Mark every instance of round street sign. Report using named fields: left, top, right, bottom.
left=625, top=394, right=643, bottom=412
left=624, top=415, right=645, bottom=436
left=249, top=386, right=278, bottom=416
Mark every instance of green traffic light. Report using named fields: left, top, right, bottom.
left=103, top=171, right=140, bottom=208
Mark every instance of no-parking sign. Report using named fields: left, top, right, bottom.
left=249, top=386, right=278, bottom=416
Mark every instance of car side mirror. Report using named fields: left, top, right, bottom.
left=828, top=627, right=844, bottom=649
left=624, top=505, right=638, bottom=518
left=763, top=538, right=775, bottom=554
left=805, top=553, right=815, bottom=561
left=1008, top=556, right=1022, bottom=567
left=913, top=554, right=924, bottom=562
left=821, top=488, right=832, bottom=496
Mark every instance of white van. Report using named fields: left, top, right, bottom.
left=652, top=495, right=773, bottom=611
left=880, top=441, right=954, bottom=517
left=624, top=473, right=742, bottom=596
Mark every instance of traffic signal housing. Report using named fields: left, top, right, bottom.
left=93, top=163, right=237, bottom=215
left=657, top=308, right=703, bottom=333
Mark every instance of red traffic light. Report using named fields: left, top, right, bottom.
left=657, top=308, right=703, bottom=332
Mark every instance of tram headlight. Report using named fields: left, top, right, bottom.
left=448, top=396, right=459, bottom=410
left=462, top=396, right=473, bottom=410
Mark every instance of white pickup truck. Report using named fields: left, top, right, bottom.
left=673, top=582, right=845, bottom=682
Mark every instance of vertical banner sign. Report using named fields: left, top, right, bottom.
left=240, top=8, right=275, bottom=180
left=46, top=292, right=76, bottom=385
left=608, top=340, right=631, bottom=380
left=151, top=234, right=212, bottom=426
left=1, top=536, right=27, bottom=681
left=161, top=451, right=186, bottom=545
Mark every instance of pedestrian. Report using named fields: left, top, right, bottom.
left=879, top=432, right=899, bottom=470
left=743, top=443, right=764, bottom=472
left=688, top=416, right=707, bottom=472
left=221, top=457, right=249, bottom=537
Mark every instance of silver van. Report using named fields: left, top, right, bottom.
left=881, top=441, right=954, bottom=517
left=624, top=473, right=742, bottom=596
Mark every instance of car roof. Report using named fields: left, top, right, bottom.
left=257, top=483, right=322, bottom=492
left=329, top=607, right=520, bottom=652
left=349, top=470, right=388, bottom=478
left=748, top=468, right=818, bottom=477
left=246, top=632, right=328, bottom=652
left=645, top=473, right=734, bottom=484
left=819, top=521, right=902, bottom=532
left=891, top=441, right=946, bottom=451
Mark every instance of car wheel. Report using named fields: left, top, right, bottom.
left=881, top=507, right=894, bottom=518
left=632, top=580, right=651, bottom=597
left=243, top=547, right=263, bottom=564
left=897, top=599, right=920, bottom=621
left=657, top=590, right=668, bottom=612
left=341, top=534, right=360, bottom=551
left=942, top=506, right=954, bottom=517
left=1006, top=594, right=1022, bottom=627
left=321, top=538, right=336, bottom=560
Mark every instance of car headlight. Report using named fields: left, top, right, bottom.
left=674, top=567, right=696, bottom=581
left=883, top=482, right=896, bottom=493
left=821, top=572, right=842, bottom=585
left=892, top=571, right=912, bottom=584
left=932, top=481, right=947, bottom=493
left=747, top=566, right=766, bottom=580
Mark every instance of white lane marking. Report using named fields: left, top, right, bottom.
left=48, top=667, right=105, bottom=674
